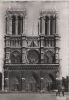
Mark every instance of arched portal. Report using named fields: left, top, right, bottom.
left=25, top=76, right=36, bottom=92
left=40, top=73, right=52, bottom=91
left=9, top=71, right=21, bottom=91
left=22, top=71, right=41, bottom=92
left=9, top=77, right=19, bottom=91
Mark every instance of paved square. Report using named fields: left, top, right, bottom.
left=0, top=93, right=68, bottom=100
left=0, top=93, right=56, bottom=100
left=56, top=96, right=67, bottom=100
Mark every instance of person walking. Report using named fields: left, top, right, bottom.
left=56, top=85, right=61, bottom=96
left=61, top=85, right=65, bottom=96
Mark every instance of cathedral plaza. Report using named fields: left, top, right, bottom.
left=0, top=92, right=68, bottom=100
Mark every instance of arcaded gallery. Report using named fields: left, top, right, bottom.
left=0, top=1, right=68, bottom=92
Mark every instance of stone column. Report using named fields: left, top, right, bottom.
left=67, top=76, right=69, bottom=92
left=8, top=70, right=10, bottom=91
left=49, top=39, right=50, bottom=47
left=40, top=17, right=42, bottom=34
left=2, top=67, right=4, bottom=91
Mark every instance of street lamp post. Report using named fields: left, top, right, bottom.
left=40, top=77, right=44, bottom=91
left=5, top=78, right=9, bottom=92
left=22, top=78, right=25, bottom=91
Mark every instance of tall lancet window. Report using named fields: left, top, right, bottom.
left=12, top=15, right=16, bottom=35
left=6, top=11, right=25, bottom=35
left=18, top=16, right=23, bottom=35
left=40, top=13, right=56, bottom=35
left=45, top=16, right=49, bottom=35
left=50, top=15, right=56, bottom=35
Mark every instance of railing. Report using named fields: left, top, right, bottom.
left=5, top=37, right=21, bottom=48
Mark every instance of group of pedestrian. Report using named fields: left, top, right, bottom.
left=56, top=85, right=65, bottom=96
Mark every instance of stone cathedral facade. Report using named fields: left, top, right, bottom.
left=1, top=1, right=69, bottom=92
left=4, top=9, right=60, bottom=91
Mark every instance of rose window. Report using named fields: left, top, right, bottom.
left=27, top=50, right=39, bottom=64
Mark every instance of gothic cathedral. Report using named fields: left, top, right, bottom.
left=4, top=10, right=60, bottom=92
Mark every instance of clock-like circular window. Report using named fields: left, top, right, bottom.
left=27, top=50, right=39, bottom=64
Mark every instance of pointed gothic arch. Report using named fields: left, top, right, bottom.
left=10, top=51, right=21, bottom=64
left=44, top=51, right=54, bottom=64
left=9, top=71, right=21, bottom=91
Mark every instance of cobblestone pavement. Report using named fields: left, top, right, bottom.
left=56, top=96, right=69, bottom=100
left=0, top=93, right=68, bottom=100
